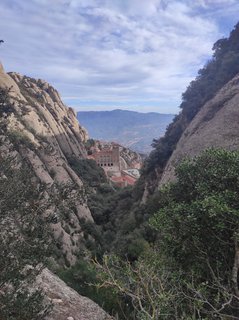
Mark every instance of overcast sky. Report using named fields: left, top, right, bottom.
left=0, top=0, right=239, bottom=113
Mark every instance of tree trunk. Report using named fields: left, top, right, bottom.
left=232, top=239, right=239, bottom=297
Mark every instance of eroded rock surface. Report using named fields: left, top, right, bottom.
left=37, top=268, right=113, bottom=320
left=159, top=73, right=239, bottom=187
left=0, top=64, right=92, bottom=264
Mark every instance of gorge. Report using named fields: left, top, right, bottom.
left=1, top=21, right=239, bottom=320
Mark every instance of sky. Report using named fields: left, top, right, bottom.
left=0, top=0, right=239, bottom=114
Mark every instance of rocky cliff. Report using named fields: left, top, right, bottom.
left=37, top=268, right=113, bottom=320
left=159, top=73, right=239, bottom=187
left=0, top=62, right=92, bottom=265
left=120, top=145, right=142, bottom=169
left=139, top=23, right=239, bottom=199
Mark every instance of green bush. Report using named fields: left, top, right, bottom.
left=8, top=130, right=36, bottom=150
left=94, top=149, right=239, bottom=319
left=67, top=157, right=107, bottom=187
left=150, top=148, right=239, bottom=318
left=57, top=259, right=131, bottom=318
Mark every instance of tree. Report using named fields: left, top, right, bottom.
left=151, top=148, right=239, bottom=318
left=93, top=251, right=180, bottom=320
left=95, top=149, right=239, bottom=319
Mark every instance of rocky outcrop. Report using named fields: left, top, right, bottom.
left=37, top=268, right=113, bottom=320
left=0, top=63, right=92, bottom=264
left=159, top=73, right=239, bottom=187
left=120, top=145, right=142, bottom=170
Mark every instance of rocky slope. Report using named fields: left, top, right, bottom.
left=120, top=144, right=142, bottom=169
left=37, top=268, right=113, bottom=320
left=0, top=62, right=92, bottom=265
left=139, top=24, right=239, bottom=197
left=158, top=73, right=239, bottom=187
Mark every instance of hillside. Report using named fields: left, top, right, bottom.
left=159, top=73, right=239, bottom=187
left=77, top=109, right=174, bottom=154
left=2, top=19, right=239, bottom=320
left=141, top=22, right=239, bottom=196
left=0, top=62, right=114, bottom=319
left=0, top=63, right=93, bottom=265
left=79, top=23, right=239, bottom=318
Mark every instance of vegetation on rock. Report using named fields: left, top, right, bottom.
left=2, top=20, right=239, bottom=320
left=0, top=156, right=51, bottom=319
left=0, top=88, right=52, bottom=319
left=93, top=149, right=239, bottom=319
left=143, top=22, right=239, bottom=191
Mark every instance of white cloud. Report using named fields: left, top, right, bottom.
left=0, top=0, right=238, bottom=113
left=199, top=0, right=237, bottom=6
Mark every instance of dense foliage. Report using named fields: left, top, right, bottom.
left=67, top=153, right=155, bottom=260
left=150, top=149, right=239, bottom=318
left=79, top=184, right=159, bottom=260
left=67, top=156, right=107, bottom=187
left=58, top=177, right=160, bottom=317
left=58, top=258, right=133, bottom=318
left=94, top=149, right=239, bottom=319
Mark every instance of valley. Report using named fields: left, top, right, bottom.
left=85, top=140, right=142, bottom=187
left=77, top=109, right=174, bottom=154
left=1, top=7, right=239, bottom=320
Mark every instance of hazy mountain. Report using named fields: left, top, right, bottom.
left=77, top=109, right=174, bottom=153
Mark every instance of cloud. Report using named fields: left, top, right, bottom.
left=0, top=0, right=238, bottom=113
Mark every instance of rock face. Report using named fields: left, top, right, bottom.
left=159, top=73, right=239, bottom=187
left=0, top=64, right=92, bottom=264
left=120, top=145, right=142, bottom=170
left=37, top=268, right=113, bottom=320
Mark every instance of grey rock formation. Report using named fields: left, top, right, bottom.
left=37, top=268, right=113, bottom=320
left=0, top=64, right=92, bottom=264
left=159, top=73, right=239, bottom=187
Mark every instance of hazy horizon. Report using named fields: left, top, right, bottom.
left=77, top=108, right=175, bottom=115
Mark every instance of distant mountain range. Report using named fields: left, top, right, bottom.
left=77, top=109, right=174, bottom=153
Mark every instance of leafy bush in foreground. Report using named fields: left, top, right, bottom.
left=95, top=149, right=239, bottom=319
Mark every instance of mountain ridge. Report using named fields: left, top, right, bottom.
left=77, top=109, right=174, bottom=153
